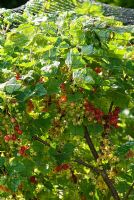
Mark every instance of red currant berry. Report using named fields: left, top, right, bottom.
left=114, top=124, right=119, bottom=128
left=11, top=118, right=16, bottom=123
left=29, top=176, right=37, bottom=184
left=61, top=163, right=70, bottom=170
left=15, top=73, right=21, bottom=80
left=17, top=129, right=23, bottom=135
left=11, top=134, right=17, bottom=141
left=38, top=77, right=44, bottom=83
left=60, top=83, right=66, bottom=91
left=4, top=135, right=11, bottom=142
left=14, top=125, right=20, bottom=131
left=94, top=67, right=102, bottom=74
left=54, top=165, right=62, bottom=172
left=70, top=102, right=75, bottom=107
left=113, top=107, right=120, bottom=115
left=19, top=146, right=29, bottom=156
left=59, top=95, right=67, bottom=103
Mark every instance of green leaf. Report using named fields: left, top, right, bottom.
left=35, top=45, right=53, bottom=54
left=5, top=32, right=28, bottom=47
left=22, top=83, right=47, bottom=100
left=46, top=78, right=61, bottom=94
left=34, top=83, right=47, bottom=97
left=81, top=45, right=94, bottom=55
left=68, top=124, right=84, bottom=136
left=88, top=123, right=103, bottom=135
left=106, top=89, right=130, bottom=108
left=117, top=141, right=134, bottom=156
left=118, top=172, right=133, bottom=182
left=65, top=49, right=86, bottom=69
left=0, top=78, right=21, bottom=94
left=0, top=157, right=5, bottom=167
left=63, top=143, right=75, bottom=158
left=5, top=84, right=21, bottom=94
left=73, top=68, right=95, bottom=89
left=7, top=178, right=22, bottom=192
left=31, top=34, right=47, bottom=47
left=116, top=181, right=129, bottom=193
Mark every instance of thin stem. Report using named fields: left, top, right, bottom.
left=32, top=135, right=50, bottom=147
left=33, top=135, right=100, bottom=175
left=74, top=158, right=101, bottom=174
left=109, top=101, right=114, bottom=113
left=83, top=125, right=120, bottom=200
left=84, top=126, right=98, bottom=160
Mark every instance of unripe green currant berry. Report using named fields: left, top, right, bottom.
left=18, top=116, right=22, bottom=120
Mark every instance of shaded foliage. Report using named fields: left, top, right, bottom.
left=0, top=0, right=28, bottom=9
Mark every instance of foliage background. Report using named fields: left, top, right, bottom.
left=96, top=0, right=134, bottom=9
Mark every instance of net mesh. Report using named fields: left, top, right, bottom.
left=1, top=0, right=134, bottom=25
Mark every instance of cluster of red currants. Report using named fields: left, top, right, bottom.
left=53, top=163, right=70, bottom=173
left=84, top=100, right=104, bottom=123
left=4, top=134, right=17, bottom=142
left=19, top=146, right=29, bottom=156
left=84, top=100, right=120, bottom=129
left=3, top=116, right=29, bottom=156
left=14, top=124, right=23, bottom=135
left=105, top=107, right=120, bottom=128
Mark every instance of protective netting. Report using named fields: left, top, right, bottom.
left=0, top=0, right=134, bottom=25
left=100, top=3, right=134, bottom=25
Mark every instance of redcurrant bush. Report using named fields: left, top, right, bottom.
left=0, top=1, right=133, bottom=200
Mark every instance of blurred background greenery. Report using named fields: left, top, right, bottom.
left=0, top=0, right=28, bottom=8
left=96, top=0, right=134, bottom=8
left=0, top=0, right=134, bottom=9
